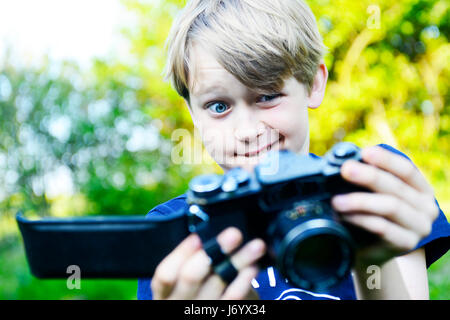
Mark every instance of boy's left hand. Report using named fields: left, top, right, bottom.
left=331, top=146, right=440, bottom=267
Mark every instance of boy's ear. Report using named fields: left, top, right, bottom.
left=307, top=62, right=328, bottom=109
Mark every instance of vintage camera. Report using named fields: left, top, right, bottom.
left=186, top=142, right=377, bottom=291
left=17, top=142, right=377, bottom=291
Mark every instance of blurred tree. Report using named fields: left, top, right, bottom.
left=0, top=57, right=195, bottom=221
left=309, top=0, right=449, bottom=212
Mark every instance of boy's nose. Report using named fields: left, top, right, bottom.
left=234, top=121, right=266, bottom=143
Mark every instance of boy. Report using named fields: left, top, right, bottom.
left=138, top=0, right=449, bottom=300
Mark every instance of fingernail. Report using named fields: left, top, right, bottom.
left=219, top=227, right=241, bottom=245
left=332, top=195, right=348, bottom=210
left=344, top=162, right=360, bottom=179
left=249, top=239, right=265, bottom=255
left=225, top=227, right=239, bottom=240
left=362, top=147, right=377, bottom=160
left=189, top=234, right=202, bottom=248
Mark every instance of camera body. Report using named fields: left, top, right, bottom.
left=186, top=142, right=377, bottom=291
left=16, top=142, right=379, bottom=287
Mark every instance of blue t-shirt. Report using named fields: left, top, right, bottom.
left=137, top=144, right=450, bottom=300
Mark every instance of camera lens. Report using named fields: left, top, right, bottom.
left=291, top=234, right=351, bottom=288
left=278, top=218, right=354, bottom=291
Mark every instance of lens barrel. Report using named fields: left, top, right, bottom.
left=272, top=204, right=354, bottom=291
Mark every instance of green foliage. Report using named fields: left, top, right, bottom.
left=308, top=0, right=449, bottom=212
left=0, top=0, right=448, bottom=299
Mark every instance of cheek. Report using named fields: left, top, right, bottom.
left=196, top=117, right=234, bottom=158
left=262, top=103, right=309, bottom=148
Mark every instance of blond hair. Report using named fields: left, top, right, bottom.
left=163, top=0, right=326, bottom=102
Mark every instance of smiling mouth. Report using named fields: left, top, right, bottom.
left=235, top=136, right=285, bottom=158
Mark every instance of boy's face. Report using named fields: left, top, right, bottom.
left=186, top=42, right=328, bottom=172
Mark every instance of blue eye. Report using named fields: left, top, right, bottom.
left=259, top=94, right=282, bottom=103
left=207, top=102, right=229, bottom=114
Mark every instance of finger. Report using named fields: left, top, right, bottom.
left=168, top=227, right=243, bottom=299
left=215, top=239, right=265, bottom=300
left=217, top=226, right=244, bottom=254
left=211, top=237, right=265, bottom=287
left=168, top=249, right=212, bottom=299
left=196, top=237, right=265, bottom=300
left=229, top=238, right=266, bottom=270
left=361, top=146, right=434, bottom=195
left=341, top=213, right=421, bottom=252
left=340, top=160, right=434, bottom=215
left=211, top=228, right=264, bottom=286
left=221, top=266, right=259, bottom=300
left=196, top=274, right=228, bottom=300
left=151, top=233, right=202, bottom=299
left=332, top=192, right=433, bottom=238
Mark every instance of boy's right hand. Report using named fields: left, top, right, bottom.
left=151, top=227, right=266, bottom=300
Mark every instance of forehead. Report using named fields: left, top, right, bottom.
left=189, top=42, right=238, bottom=96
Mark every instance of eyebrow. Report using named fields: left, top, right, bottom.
left=193, top=84, right=228, bottom=97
